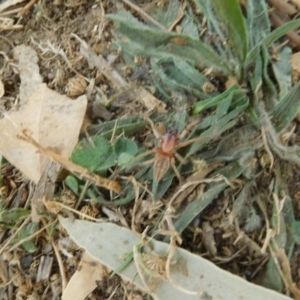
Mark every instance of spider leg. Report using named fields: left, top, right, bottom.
left=176, top=135, right=209, bottom=149
left=143, top=114, right=162, bottom=139
left=174, top=152, right=187, bottom=164
left=178, top=119, right=199, bottom=140
left=170, top=157, right=182, bottom=184
left=130, top=149, right=156, bottom=165
left=138, top=158, right=155, bottom=167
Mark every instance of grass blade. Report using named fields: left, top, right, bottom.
left=212, top=0, right=248, bottom=64
left=269, top=81, right=300, bottom=132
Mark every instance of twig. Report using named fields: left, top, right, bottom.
left=19, top=129, right=121, bottom=193
left=44, top=199, right=103, bottom=222
left=18, top=0, right=37, bottom=16
left=121, top=0, right=167, bottom=31
left=8, top=220, right=57, bottom=252
left=261, top=127, right=274, bottom=169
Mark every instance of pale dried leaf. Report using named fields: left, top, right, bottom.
left=36, top=256, right=53, bottom=282
left=0, top=0, right=26, bottom=13
left=202, top=222, right=217, bottom=257
left=138, top=87, right=166, bottom=113
left=62, top=252, right=105, bottom=300
left=291, top=52, right=300, bottom=73
left=0, top=79, right=4, bottom=98
left=59, top=217, right=292, bottom=300
left=0, top=83, right=87, bottom=183
left=13, top=45, right=43, bottom=105
left=0, top=256, right=8, bottom=284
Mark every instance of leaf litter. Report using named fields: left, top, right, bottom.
left=1, top=1, right=300, bottom=300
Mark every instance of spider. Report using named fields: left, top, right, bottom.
left=134, top=116, right=206, bottom=183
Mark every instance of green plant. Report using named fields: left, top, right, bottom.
left=66, top=1, right=300, bottom=297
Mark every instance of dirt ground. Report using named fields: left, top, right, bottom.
left=1, top=0, right=300, bottom=300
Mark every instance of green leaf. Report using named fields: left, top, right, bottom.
left=71, top=136, right=116, bottom=172
left=87, top=116, right=147, bottom=138
left=272, top=46, right=292, bottom=99
left=192, top=0, right=235, bottom=64
left=114, top=137, right=139, bottom=167
left=189, top=90, right=249, bottom=157
left=212, top=0, right=248, bottom=64
left=269, top=81, right=300, bottom=132
left=114, top=137, right=138, bottom=157
left=246, top=18, right=300, bottom=67
left=0, top=208, right=30, bottom=224
left=60, top=217, right=291, bottom=300
left=193, top=85, right=243, bottom=114
left=173, top=162, right=243, bottom=234
left=263, top=18, right=300, bottom=47
left=262, top=257, right=283, bottom=292
left=109, top=11, right=232, bottom=75
left=292, top=221, right=300, bottom=245
left=151, top=57, right=210, bottom=100
left=149, top=0, right=181, bottom=28
left=246, top=0, right=270, bottom=49
left=17, top=222, right=39, bottom=253
left=181, top=7, right=199, bottom=39
left=201, top=125, right=262, bottom=161
left=64, top=175, right=79, bottom=195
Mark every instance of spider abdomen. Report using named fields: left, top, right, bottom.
left=153, top=152, right=171, bottom=182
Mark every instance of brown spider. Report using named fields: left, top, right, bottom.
left=134, top=116, right=206, bottom=183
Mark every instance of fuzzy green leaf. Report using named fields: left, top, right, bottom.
left=212, top=0, right=248, bottom=64
left=246, top=0, right=270, bottom=49
left=64, top=175, right=79, bottom=195
left=292, top=221, right=300, bottom=245
left=173, top=162, right=243, bottom=234
left=269, top=81, right=300, bottom=132
left=109, top=11, right=232, bottom=75
left=246, top=18, right=300, bottom=67
left=0, top=208, right=30, bottom=224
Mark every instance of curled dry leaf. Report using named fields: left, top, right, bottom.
left=202, top=222, right=217, bottom=257
left=66, top=76, right=87, bottom=97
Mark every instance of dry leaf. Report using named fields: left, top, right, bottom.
left=225, top=77, right=239, bottom=90
left=13, top=45, right=43, bottom=105
left=202, top=222, right=217, bottom=257
left=0, top=79, right=4, bottom=98
left=62, top=252, right=105, bottom=300
left=0, top=83, right=87, bottom=183
left=138, top=87, right=166, bottom=113
left=0, top=0, right=27, bottom=13
left=291, top=52, right=300, bottom=73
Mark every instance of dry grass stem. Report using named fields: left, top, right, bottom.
left=8, top=220, right=57, bottom=252
left=19, top=130, right=121, bottom=193
left=52, top=241, right=67, bottom=290
left=0, top=216, right=31, bottom=255
left=121, top=0, right=167, bottom=31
